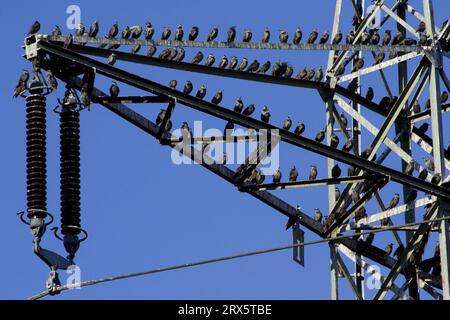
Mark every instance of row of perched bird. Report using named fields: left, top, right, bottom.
left=28, top=19, right=436, bottom=47
left=12, top=69, right=58, bottom=97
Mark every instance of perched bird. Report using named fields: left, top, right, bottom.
left=419, top=33, right=430, bottom=45
left=183, top=81, right=193, bottom=94
left=424, top=157, right=435, bottom=171
left=351, top=57, right=364, bottom=72
left=108, top=22, right=119, bottom=38
left=412, top=101, right=421, bottom=114
left=431, top=173, right=442, bottom=185
left=296, top=67, right=307, bottom=80
left=211, top=90, right=223, bottom=104
left=319, top=31, right=329, bottom=44
left=332, top=30, right=343, bottom=44
left=379, top=96, right=392, bottom=111
left=330, top=134, right=340, bottom=149
left=388, top=193, right=400, bottom=209
left=13, top=80, right=26, bottom=98
left=294, top=122, right=305, bottom=135
left=196, top=85, right=207, bottom=99
left=247, top=59, right=260, bottom=73
left=229, top=56, right=238, bottom=70
left=109, top=82, right=120, bottom=97
left=144, top=22, right=155, bottom=40
left=315, top=128, right=325, bottom=143
left=283, top=117, right=292, bottom=130
left=404, top=160, right=415, bottom=176
left=207, top=26, right=218, bottom=41
left=347, top=78, right=358, bottom=92
left=346, top=30, right=356, bottom=44
left=227, top=26, right=236, bottom=42
left=242, top=29, right=252, bottom=42
left=272, top=61, right=287, bottom=76
left=335, top=187, right=341, bottom=201
left=405, top=189, right=418, bottom=203
left=417, top=21, right=426, bottom=33
left=373, top=51, right=385, bottom=65
left=334, top=64, right=345, bottom=77
left=293, top=27, right=302, bottom=44
left=314, top=208, right=323, bottom=223
left=174, top=48, right=185, bottom=62
left=273, top=168, right=282, bottom=183
left=306, top=68, right=316, bottom=80
left=284, top=64, right=294, bottom=78
left=121, top=26, right=131, bottom=39
left=342, top=140, right=353, bottom=152
left=18, top=70, right=30, bottom=84
left=130, top=26, right=143, bottom=39
left=80, top=87, right=90, bottom=107
left=63, top=34, right=73, bottom=49
left=309, top=166, right=318, bottom=181
left=289, top=166, right=298, bottom=182
left=161, top=26, right=171, bottom=40
left=146, top=44, right=157, bottom=57
left=158, top=48, right=171, bottom=59
left=191, top=51, right=204, bottom=64
left=306, top=28, right=318, bottom=44
left=89, top=20, right=99, bottom=37
left=360, top=31, right=370, bottom=45
left=156, top=109, right=166, bottom=125
left=262, top=28, right=270, bottom=43
left=168, top=47, right=178, bottom=60
left=279, top=30, right=289, bottom=43
left=205, top=53, right=215, bottom=66
left=28, top=21, right=41, bottom=35
left=339, top=112, right=348, bottom=128
left=351, top=190, right=360, bottom=204
left=242, top=104, right=255, bottom=116
left=52, top=25, right=62, bottom=37
left=169, top=79, right=177, bottom=89
left=355, top=207, right=367, bottom=222
left=371, top=30, right=380, bottom=45
left=174, top=24, right=184, bottom=41
left=130, top=44, right=141, bottom=54
left=365, top=233, right=375, bottom=245
left=400, top=38, right=417, bottom=45
left=187, top=26, right=199, bottom=41
left=314, top=67, right=323, bottom=82
left=261, top=105, right=271, bottom=123
left=384, top=243, right=393, bottom=257
left=418, top=168, right=428, bottom=180
left=234, top=97, right=244, bottom=113
left=237, top=58, right=248, bottom=71
left=391, top=31, right=404, bottom=45
left=441, top=91, right=449, bottom=103
left=107, top=53, right=117, bottom=66
left=382, top=30, right=392, bottom=45
left=331, top=164, right=341, bottom=178
left=181, top=122, right=192, bottom=139
left=46, top=70, right=58, bottom=90
left=218, top=55, right=229, bottom=69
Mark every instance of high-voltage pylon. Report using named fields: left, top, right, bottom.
left=18, top=0, right=450, bottom=299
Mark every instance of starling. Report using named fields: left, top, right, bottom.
left=169, top=79, right=177, bottom=89
left=158, top=48, right=171, bottom=59
left=405, top=190, right=418, bottom=203
left=284, top=64, right=294, bottom=78
left=373, top=51, right=385, bottom=65
left=247, top=59, right=260, bottom=73
left=18, top=70, right=30, bottom=85
left=242, top=29, right=252, bottom=42
left=365, top=233, right=374, bottom=245
left=431, top=173, right=442, bottom=185
left=330, top=134, right=340, bottom=149
left=161, top=26, right=171, bottom=40
left=335, top=64, right=345, bottom=77
left=146, top=44, right=157, bottom=57
left=441, top=91, right=449, bottom=103
left=52, top=25, right=62, bottom=37
left=258, top=61, right=271, bottom=74
left=391, top=31, right=404, bottom=45
left=144, top=22, right=155, bottom=40
left=227, top=26, right=236, bottom=42
left=130, top=44, right=141, bottom=54
left=418, top=168, right=428, bottom=180
left=205, top=53, right=215, bottom=66
left=339, top=112, right=348, bottom=128
left=109, top=82, right=120, bottom=97
left=196, top=85, right=207, bottom=99
left=262, top=28, right=270, bottom=43
left=174, top=24, right=184, bottom=41
left=335, top=187, right=341, bottom=201
left=63, top=34, right=73, bottom=49
left=419, top=33, right=429, bottom=45
left=237, top=58, right=248, bottom=71
left=400, top=38, right=417, bottom=45
left=289, top=166, right=299, bottom=182
left=273, top=167, right=282, bottom=183
left=315, top=67, right=323, bottom=82
left=168, top=47, right=178, bottom=60
left=156, top=109, right=166, bottom=125
left=181, top=122, right=192, bottom=139
left=130, top=26, right=143, bottom=39
left=360, top=31, right=370, bottom=45
left=188, top=26, right=199, bottom=41
left=371, top=30, right=380, bottom=45
left=88, top=20, right=99, bottom=37
left=294, top=122, right=305, bottom=135
left=296, top=67, right=307, bottom=80
left=28, top=20, right=41, bottom=35
left=183, top=81, right=193, bottom=94
left=384, top=243, right=393, bottom=257
left=347, top=78, right=358, bottom=92
left=191, top=51, right=204, bottom=64
left=346, top=30, right=356, bottom=44
left=342, top=140, right=353, bottom=152
left=107, top=53, right=117, bottom=66
left=412, top=101, right=421, bottom=114
left=279, top=30, right=289, bottom=43
left=314, top=208, right=323, bottom=223
left=332, top=30, right=343, bottom=44
left=211, top=90, right=223, bottom=104
left=319, top=31, right=329, bottom=44
left=309, top=166, right=318, bottom=181
left=261, top=105, right=271, bottom=123
left=219, top=55, right=228, bottom=69
left=355, top=207, right=367, bottom=222
left=108, top=22, right=119, bottom=38
left=293, top=27, right=302, bottom=44
left=306, top=68, right=316, bottom=81
left=121, top=26, right=131, bottom=39
left=307, top=28, right=318, bottom=44
left=404, top=160, right=415, bottom=175
left=388, top=193, right=400, bottom=209
left=351, top=57, right=364, bottom=72
left=424, top=157, right=435, bottom=171
left=382, top=30, right=391, bottom=45
left=229, top=56, right=238, bottom=70
left=174, top=48, right=185, bottom=62
left=234, top=97, right=244, bottom=113
left=207, top=26, right=219, bottom=42
left=315, top=128, right=325, bottom=143
left=416, top=21, right=426, bottom=33
left=331, top=164, right=341, bottom=178
left=46, top=70, right=58, bottom=90
left=242, top=104, right=255, bottom=116
left=283, top=117, right=292, bottom=130
left=13, top=80, right=26, bottom=98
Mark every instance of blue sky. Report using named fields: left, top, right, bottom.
left=1, top=0, right=449, bottom=299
